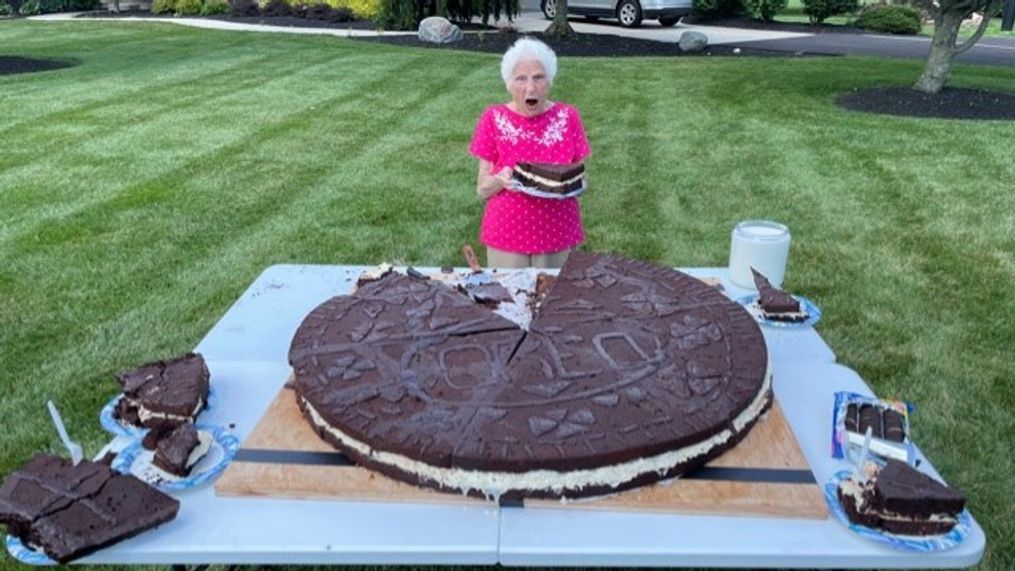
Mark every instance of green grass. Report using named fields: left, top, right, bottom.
left=1, top=20, right=1014, bottom=569
left=954, top=17, right=1015, bottom=38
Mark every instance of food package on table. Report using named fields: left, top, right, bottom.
left=831, top=391, right=915, bottom=464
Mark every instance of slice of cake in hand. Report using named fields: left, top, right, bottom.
left=513, top=162, right=585, bottom=195
left=152, top=424, right=213, bottom=478
left=837, top=459, right=966, bottom=536
left=115, top=352, right=210, bottom=429
left=0, top=454, right=179, bottom=563
left=751, top=268, right=807, bottom=322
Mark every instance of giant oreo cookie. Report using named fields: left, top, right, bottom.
left=288, top=252, right=771, bottom=499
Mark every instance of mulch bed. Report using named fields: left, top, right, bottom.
left=354, top=31, right=829, bottom=58
left=0, top=56, right=76, bottom=75
left=836, top=87, right=1015, bottom=120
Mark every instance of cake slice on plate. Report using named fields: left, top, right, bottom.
left=152, top=424, right=213, bottom=478
left=837, top=459, right=966, bottom=536
left=115, top=352, right=210, bottom=430
left=751, top=268, right=807, bottom=322
left=513, top=162, right=585, bottom=195
left=0, top=454, right=179, bottom=563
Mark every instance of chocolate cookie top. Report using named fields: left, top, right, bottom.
left=751, top=268, right=800, bottom=314
left=871, top=460, right=966, bottom=517
left=289, top=252, right=768, bottom=475
left=0, top=454, right=179, bottom=563
left=117, top=352, right=209, bottom=422
left=153, top=424, right=201, bottom=477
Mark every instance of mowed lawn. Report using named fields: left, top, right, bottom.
left=1, top=20, right=1014, bottom=568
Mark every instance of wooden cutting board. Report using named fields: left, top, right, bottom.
left=215, top=378, right=825, bottom=519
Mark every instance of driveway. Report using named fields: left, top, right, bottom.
left=512, top=10, right=812, bottom=45
left=735, top=33, right=1015, bottom=67
left=513, top=10, right=1015, bottom=66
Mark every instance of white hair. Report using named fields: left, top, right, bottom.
left=500, top=38, right=558, bottom=87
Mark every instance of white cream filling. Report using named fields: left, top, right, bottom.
left=186, top=430, right=213, bottom=469
left=514, top=166, right=584, bottom=188
left=302, top=370, right=772, bottom=499
left=134, top=397, right=204, bottom=423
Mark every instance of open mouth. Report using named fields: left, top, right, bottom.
left=524, top=98, right=539, bottom=109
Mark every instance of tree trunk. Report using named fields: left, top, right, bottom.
left=546, top=0, right=576, bottom=37
left=914, top=10, right=963, bottom=93
left=913, top=2, right=997, bottom=94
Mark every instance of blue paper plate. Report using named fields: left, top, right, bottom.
left=824, top=469, right=970, bottom=552
left=111, top=424, right=238, bottom=493
left=99, top=386, right=218, bottom=438
left=5, top=535, right=55, bottom=566
left=737, top=293, right=822, bottom=328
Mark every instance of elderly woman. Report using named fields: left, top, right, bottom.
left=469, top=38, right=591, bottom=269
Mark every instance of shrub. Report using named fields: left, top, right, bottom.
left=442, top=0, right=519, bottom=23
left=151, top=0, right=175, bottom=13
left=18, top=0, right=39, bottom=14
left=329, top=0, right=377, bottom=18
left=855, top=4, right=921, bottom=34
left=0, top=2, right=11, bottom=14
left=692, top=0, right=745, bottom=19
left=201, top=0, right=230, bottom=13
left=230, top=0, right=258, bottom=15
left=304, top=1, right=353, bottom=20
left=376, top=0, right=515, bottom=30
left=59, top=0, right=99, bottom=9
left=801, top=0, right=857, bottom=24
left=261, top=0, right=291, bottom=15
left=9, top=0, right=96, bottom=13
left=375, top=0, right=413, bottom=29
left=744, top=0, right=786, bottom=21
left=175, top=0, right=201, bottom=13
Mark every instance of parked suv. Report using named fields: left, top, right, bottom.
left=541, top=0, right=691, bottom=28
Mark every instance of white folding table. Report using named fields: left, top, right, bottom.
left=63, top=264, right=981, bottom=567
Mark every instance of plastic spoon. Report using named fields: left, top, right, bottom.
left=47, top=400, right=83, bottom=465
left=855, top=425, right=873, bottom=483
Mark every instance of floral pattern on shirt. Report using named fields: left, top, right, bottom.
left=492, top=107, right=569, bottom=147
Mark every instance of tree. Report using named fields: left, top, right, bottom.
left=546, top=0, right=577, bottom=37
left=915, top=0, right=1001, bottom=93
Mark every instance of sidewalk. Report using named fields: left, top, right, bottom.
left=30, top=10, right=808, bottom=45
left=29, top=12, right=415, bottom=37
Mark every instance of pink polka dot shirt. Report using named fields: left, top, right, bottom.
left=469, top=102, right=591, bottom=255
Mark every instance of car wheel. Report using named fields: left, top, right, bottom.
left=616, top=0, right=643, bottom=28
left=658, top=15, right=681, bottom=26
left=542, top=0, right=556, bottom=20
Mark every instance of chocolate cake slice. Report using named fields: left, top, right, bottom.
left=0, top=455, right=179, bottom=563
left=153, top=423, right=212, bottom=477
left=115, top=352, right=209, bottom=429
left=838, top=460, right=966, bottom=536
left=513, top=162, right=585, bottom=195
left=750, top=268, right=806, bottom=322
left=289, top=251, right=771, bottom=499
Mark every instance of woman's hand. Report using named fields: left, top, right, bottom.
left=477, top=161, right=513, bottom=201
